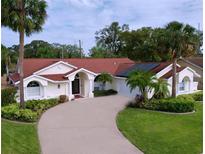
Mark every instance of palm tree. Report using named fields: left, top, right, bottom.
left=1, top=45, right=11, bottom=76
left=126, top=70, right=156, bottom=102
left=152, top=78, right=170, bottom=99
left=2, top=0, right=47, bottom=108
left=165, top=21, right=199, bottom=97
left=96, top=72, right=112, bottom=90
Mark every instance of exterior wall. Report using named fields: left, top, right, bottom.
left=37, top=63, right=73, bottom=75
left=112, top=77, right=140, bottom=98
left=167, top=68, right=198, bottom=96
left=178, top=60, right=203, bottom=90
left=44, top=82, right=67, bottom=99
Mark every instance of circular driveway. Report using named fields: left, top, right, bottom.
left=38, top=95, right=143, bottom=154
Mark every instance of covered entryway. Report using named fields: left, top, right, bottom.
left=67, top=68, right=95, bottom=100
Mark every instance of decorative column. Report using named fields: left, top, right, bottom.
left=68, top=80, right=74, bottom=101
left=43, top=86, right=47, bottom=99
left=88, top=79, right=94, bottom=98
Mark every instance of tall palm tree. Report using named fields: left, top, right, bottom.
left=96, top=72, right=112, bottom=90
left=165, top=21, right=199, bottom=97
left=2, top=0, right=47, bottom=108
left=126, top=70, right=156, bottom=102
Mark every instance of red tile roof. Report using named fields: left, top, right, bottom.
left=9, top=58, right=179, bottom=82
left=9, top=58, right=135, bottom=82
left=9, top=73, right=19, bottom=82
left=185, top=57, right=203, bottom=68
left=40, top=74, right=68, bottom=81
left=23, top=58, right=134, bottom=77
left=161, top=67, right=186, bottom=79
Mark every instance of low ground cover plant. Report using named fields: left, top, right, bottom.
left=94, top=89, right=117, bottom=97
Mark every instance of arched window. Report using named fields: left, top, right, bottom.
left=27, top=81, right=40, bottom=87
left=179, top=77, right=190, bottom=92
left=27, top=81, right=41, bottom=97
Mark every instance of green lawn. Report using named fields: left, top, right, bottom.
left=116, top=102, right=202, bottom=154
left=1, top=119, right=40, bottom=154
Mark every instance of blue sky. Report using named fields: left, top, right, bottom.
left=1, top=0, right=203, bottom=54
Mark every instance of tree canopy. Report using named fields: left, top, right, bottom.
left=91, top=21, right=202, bottom=61
left=95, top=22, right=129, bottom=56
left=7, top=40, right=84, bottom=59
left=2, top=0, right=47, bottom=36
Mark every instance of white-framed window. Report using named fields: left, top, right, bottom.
left=27, top=81, right=41, bottom=97
left=178, top=77, right=190, bottom=92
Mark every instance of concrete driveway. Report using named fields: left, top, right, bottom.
left=38, top=95, right=143, bottom=154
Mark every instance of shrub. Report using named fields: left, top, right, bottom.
left=1, top=87, right=17, bottom=106
left=177, top=94, right=195, bottom=102
left=59, top=95, right=68, bottom=103
left=26, top=99, right=58, bottom=112
left=2, top=98, right=59, bottom=122
left=191, top=91, right=203, bottom=101
left=26, top=100, right=46, bottom=112
left=133, top=96, right=195, bottom=113
left=148, top=97, right=195, bottom=113
left=94, top=89, right=117, bottom=97
left=156, top=98, right=194, bottom=113
left=1, top=104, right=37, bottom=122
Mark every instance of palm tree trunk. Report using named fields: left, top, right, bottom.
left=6, top=63, right=9, bottom=77
left=172, top=57, right=177, bottom=97
left=19, top=0, right=25, bottom=108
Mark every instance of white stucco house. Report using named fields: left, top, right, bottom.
left=9, top=58, right=200, bottom=101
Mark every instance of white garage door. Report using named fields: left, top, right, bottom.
left=27, top=81, right=41, bottom=97
left=116, top=78, right=140, bottom=98
left=27, top=87, right=40, bottom=97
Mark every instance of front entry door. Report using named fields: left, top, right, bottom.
left=72, top=79, right=80, bottom=94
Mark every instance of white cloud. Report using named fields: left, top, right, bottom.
left=2, top=0, right=203, bottom=53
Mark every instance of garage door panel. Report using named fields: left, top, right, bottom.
left=27, top=87, right=40, bottom=97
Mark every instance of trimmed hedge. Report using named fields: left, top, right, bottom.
left=1, top=87, right=17, bottom=106
left=191, top=91, right=203, bottom=101
left=177, top=91, right=203, bottom=101
left=137, top=97, right=195, bottom=113
left=94, top=89, right=117, bottom=97
left=177, top=94, right=195, bottom=102
left=153, top=98, right=194, bottom=113
left=2, top=98, right=58, bottom=122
